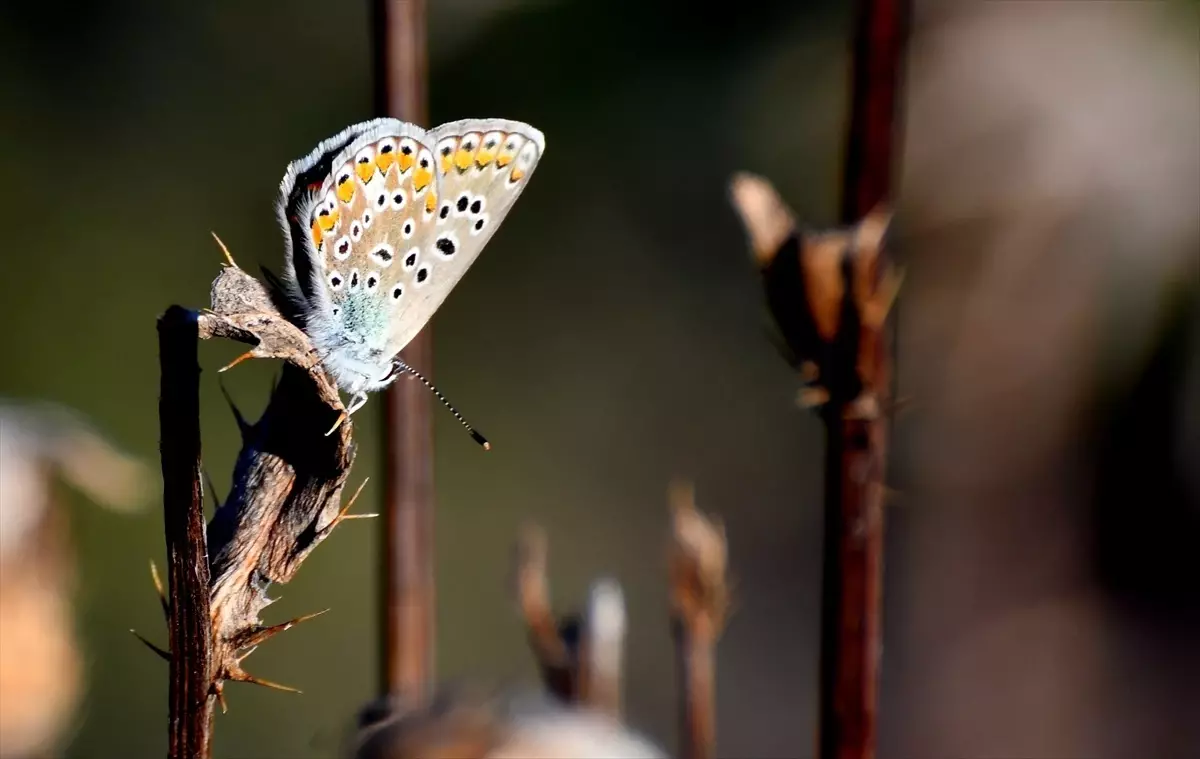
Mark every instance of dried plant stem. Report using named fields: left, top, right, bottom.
left=674, top=620, right=717, bottom=759
left=151, top=263, right=358, bottom=757
left=818, top=1, right=908, bottom=758
left=373, top=0, right=436, bottom=704
left=158, top=306, right=216, bottom=759
left=513, top=524, right=579, bottom=703
left=667, top=483, right=728, bottom=759
left=513, top=524, right=628, bottom=721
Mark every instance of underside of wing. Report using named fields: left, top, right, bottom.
left=273, top=117, right=544, bottom=363
left=378, top=118, right=546, bottom=354
left=275, top=118, right=416, bottom=319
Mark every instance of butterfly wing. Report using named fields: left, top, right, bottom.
left=383, top=118, right=545, bottom=356
left=275, top=117, right=544, bottom=388
left=276, top=117, right=397, bottom=318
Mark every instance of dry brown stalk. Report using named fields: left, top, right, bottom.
left=727, top=4, right=908, bottom=759
left=372, top=0, right=436, bottom=704
left=154, top=260, right=365, bottom=758
left=512, top=523, right=628, bottom=721
left=667, top=481, right=729, bottom=759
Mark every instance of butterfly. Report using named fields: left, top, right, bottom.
left=269, top=117, right=545, bottom=435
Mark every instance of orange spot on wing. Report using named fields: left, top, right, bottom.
left=438, top=152, right=454, bottom=175
left=425, top=190, right=437, bottom=213
left=318, top=208, right=339, bottom=233
left=355, top=161, right=375, bottom=183
left=399, top=152, right=415, bottom=172
left=311, top=221, right=323, bottom=246
left=413, top=166, right=432, bottom=192
left=453, top=147, right=475, bottom=172
left=475, top=147, right=496, bottom=167
left=376, top=152, right=395, bottom=174
left=336, top=177, right=356, bottom=204
left=496, top=136, right=518, bottom=167
left=510, top=167, right=526, bottom=182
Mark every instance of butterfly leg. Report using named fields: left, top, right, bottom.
left=346, top=392, right=369, bottom=415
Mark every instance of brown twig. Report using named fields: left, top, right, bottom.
left=153, top=261, right=359, bottom=755
left=513, top=524, right=579, bottom=703
left=158, top=306, right=216, bottom=759
left=820, top=2, right=907, bottom=758
left=512, top=524, right=628, bottom=720
left=727, top=1, right=907, bottom=757
left=667, top=481, right=729, bottom=759
left=373, top=0, right=436, bottom=705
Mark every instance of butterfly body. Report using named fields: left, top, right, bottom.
left=274, top=117, right=545, bottom=411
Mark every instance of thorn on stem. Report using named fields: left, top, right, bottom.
left=130, top=629, right=171, bottom=661
left=330, top=478, right=373, bottom=528
left=228, top=666, right=303, bottom=695
left=211, top=231, right=238, bottom=268
left=233, top=608, right=331, bottom=651
left=214, top=681, right=228, bottom=714
left=218, top=350, right=257, bottom=374
left=325, top=411, right=348, bottom=437
left=218, top=380, right=250, bottom=436
left=149, top=559, right=169, bottom=619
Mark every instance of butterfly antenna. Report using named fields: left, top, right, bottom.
left=395, top=362, right=491, bottom=450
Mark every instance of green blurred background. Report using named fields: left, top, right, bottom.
left=7, top=1, right=1198, bottom=757
left=0, top=1, right=851, bottom=756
